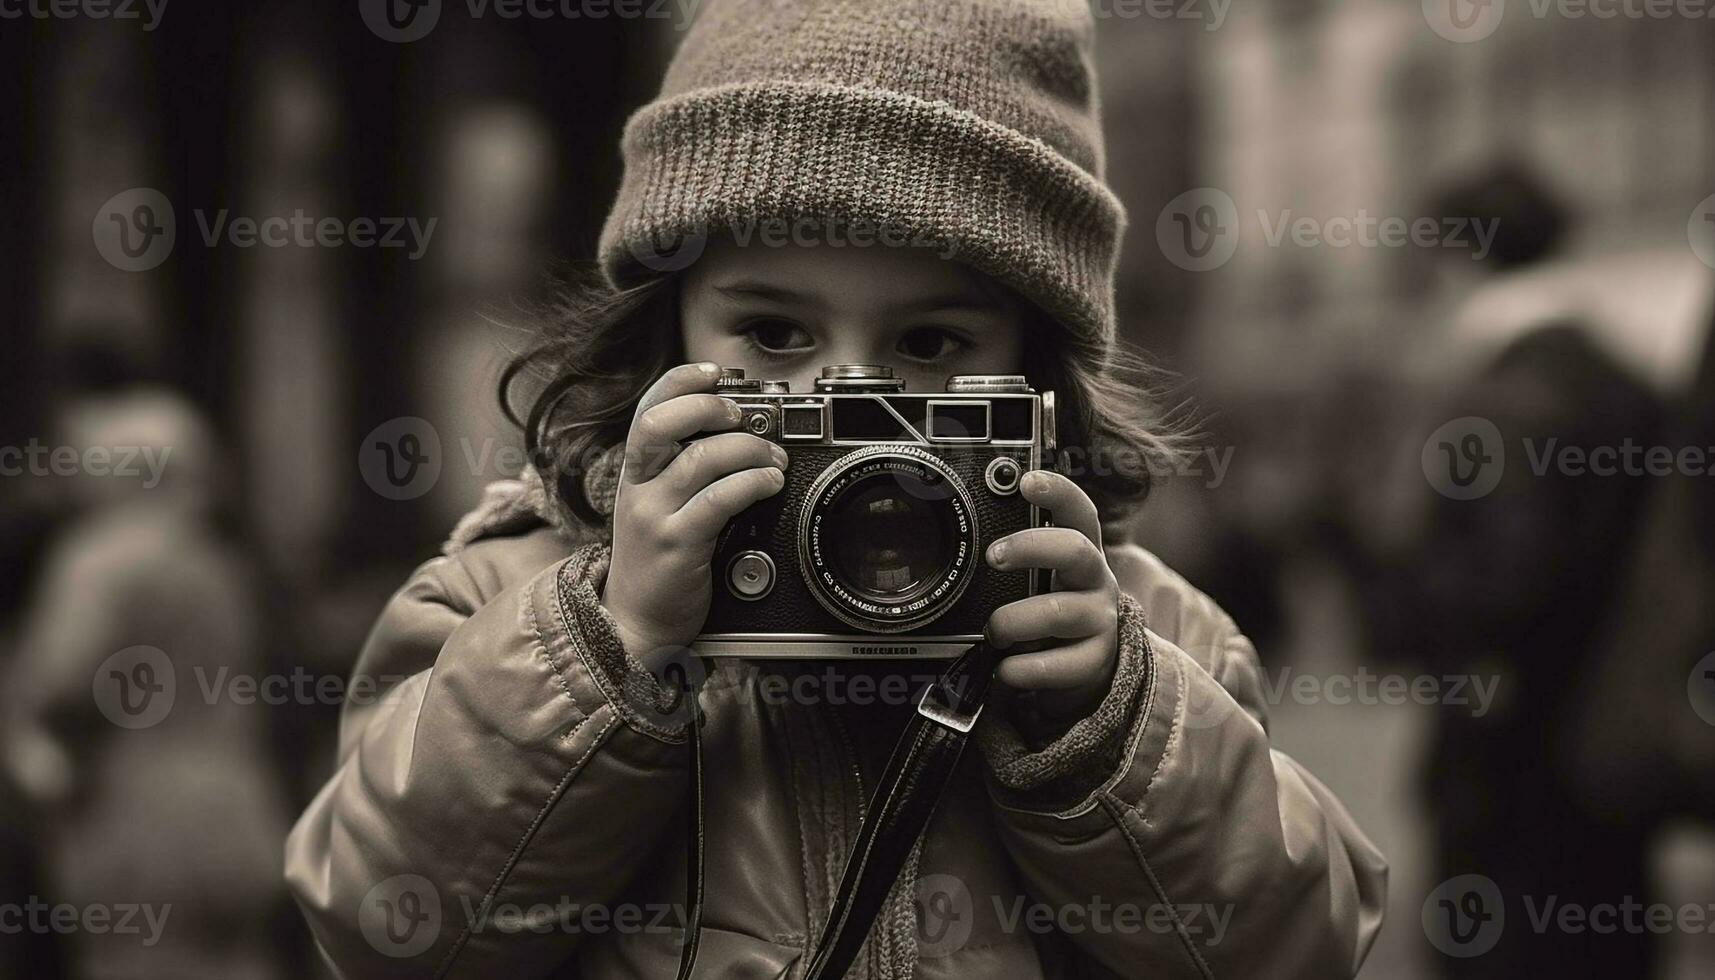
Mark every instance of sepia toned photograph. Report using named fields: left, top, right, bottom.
left=1, top=0, right=1712, bottom=977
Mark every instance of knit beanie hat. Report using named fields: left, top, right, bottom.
left=597, top=0, right=1126, bottom=349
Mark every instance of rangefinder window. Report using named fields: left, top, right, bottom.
left=926, top=402, right=990, bottom=441
left=782, top=403, right=824, bottom=438
left=831, top=398, right=914, bottom=441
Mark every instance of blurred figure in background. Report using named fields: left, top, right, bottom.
left=1563, top=288, right=1715, bottom=842
left=1390, top=165, right=1691, bottom=977
left=0, top=768, right=66, bottom=978
left=0, top=370, right=293, bottom=980
left=1409, top=324, right=1669, bottom=977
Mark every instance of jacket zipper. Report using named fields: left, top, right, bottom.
left=821, top=705, right=869, bottom=977
left=825, top=706, right=866, bottom=819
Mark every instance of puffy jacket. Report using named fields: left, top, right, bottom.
left=285, top=479, right=1386, bottom=979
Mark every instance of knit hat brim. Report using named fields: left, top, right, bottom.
left=598, top=80, right=1126, bottom=346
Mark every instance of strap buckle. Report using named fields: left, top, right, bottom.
left=916, top=680, right=982, bottom=733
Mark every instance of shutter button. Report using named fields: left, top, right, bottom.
left=728, top=551, right=776, bottom=600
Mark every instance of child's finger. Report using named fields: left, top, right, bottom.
left=636, top=362, right=722, bottom=416
left=626, top=393, right=742, bottom=483
left=673, top=467, right=786, bottom=541
left=994, top=634, right=1113, bottom=691
left=1019, top=469, right=1101, bottom=548
left=986, top=591, right=1115, bottom=650
left=986, top=526, right=1110, bottom=591
left=658, top=432, right=788, bottom=508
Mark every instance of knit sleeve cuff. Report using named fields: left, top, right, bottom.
left=556, top=544, right=692, bottom=742
left=974, top=592, right=1153, bottom=809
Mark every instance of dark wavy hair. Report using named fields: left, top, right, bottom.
left=499, top=265, right=1187, bottom=530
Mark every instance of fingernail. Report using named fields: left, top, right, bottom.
left=700, top=362, right=721, bottom=376
left=771, top=445, right=789, bottom=468
left=1022, top=471, right=1043, bottom=492
left=727, top=401, right=744, bottom=421
left=769, top=467, right=786, bottom=486
left=988, top=541, right=1008, bottom=566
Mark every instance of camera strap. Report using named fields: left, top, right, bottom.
left=674, top=641, right=999, bottom=980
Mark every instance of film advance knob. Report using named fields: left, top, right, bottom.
left=716, top=367, right=762, bottom=394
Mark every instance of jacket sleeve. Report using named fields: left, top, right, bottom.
left=974, top=545, right=1388, bottom=979
left=284, top=542, right=691, bottom=979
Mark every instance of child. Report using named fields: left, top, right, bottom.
left=286, top=1, right=1387, bottom=976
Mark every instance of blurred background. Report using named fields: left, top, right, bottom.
left=2, top=0, right=1713, bottom=976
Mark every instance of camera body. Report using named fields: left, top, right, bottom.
left=693, top=364, right=1055, bottom=659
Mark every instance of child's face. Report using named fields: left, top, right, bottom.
left=680, top=241, right=1027, bottom=395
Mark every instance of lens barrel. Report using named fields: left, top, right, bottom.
left=799, top=446, right=978, bottom=632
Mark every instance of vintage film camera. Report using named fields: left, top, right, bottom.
left=693, top=364, right=1054, bottom=659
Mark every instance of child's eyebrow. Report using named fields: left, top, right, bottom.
left=713, top=281, right=825, bottom=308
left=713, top=280, right=1008, bottom=316
left=888, top=291, right=1008, bottom=316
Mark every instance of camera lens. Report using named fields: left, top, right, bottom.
left=822, top=472, right=955, bottom=602
left=800, top=447, right=978, bottom=632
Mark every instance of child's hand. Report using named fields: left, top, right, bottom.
left=984, top=470, right=1121, bottom=730
left=603, top=362, right=788, bottom=658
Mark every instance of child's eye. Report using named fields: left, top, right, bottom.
left=741, top=318, right=815, bottom=355
left=896, top=327, right=970, bottom=363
